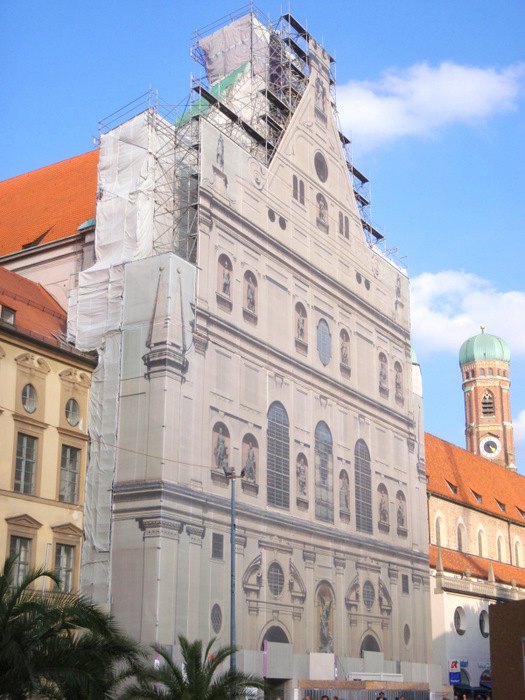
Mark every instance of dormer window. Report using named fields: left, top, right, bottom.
left=446, top=480, right=458, bottom=495
left=1, top=305, right=15, bottom=325
left=495, top=499, right=506, bottom=513
left=517, top=507, right=525, bottom=520
left=471, top=490, right=482, bottom=504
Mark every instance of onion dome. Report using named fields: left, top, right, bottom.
left=459, top=327, right=510, bottom=366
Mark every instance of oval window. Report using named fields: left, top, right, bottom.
left=22, top=384, right=37, bottom=414
left=65, top=398, right=80, bottom=427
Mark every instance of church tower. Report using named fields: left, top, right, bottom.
left=459, top=327, right=515, bottom=470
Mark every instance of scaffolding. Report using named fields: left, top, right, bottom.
left=93, top=8, right=389, bottom=268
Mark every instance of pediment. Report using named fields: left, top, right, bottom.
left=59, top=368, right=91, bottom=387
left=15, top=353, right=51, bottom=374
left=242, top=554, right=263, bottom=595
left=6, top=514, right=43, bottom=530
left=51, top=522, right=83, bottom=538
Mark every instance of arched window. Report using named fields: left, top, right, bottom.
left=435, top=518, right=442, bottom=546
left=355, top=439, right=372, bottom=534
left=344, top=216, right=349, bottom=239
left=292, top=174, right=298, bottom=200
left=338, top=211, right=344, bottom=236
left=267, top=402, right=290, bottom=509
left=515, top=540, right=522, bottom=567
left=482, top=391, right=495, bottom=416
left=315, top=422, right=333, bottom=522
left=317, top=318, right=331, bottom=366
left=299, top=180, right=305, bottom=205
left=243, top=271, right=257, bottom=316
left=478, top=530, right=484, bottom=557
left=497, top=536, right=504, bottom=562
left=457, top=524, right=465, bottom=552
left=217, top=254, right=232, bottom=299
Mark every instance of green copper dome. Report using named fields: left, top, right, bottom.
left=459, top=330, right=510, bottom=366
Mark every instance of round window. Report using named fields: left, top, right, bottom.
left=363, top=580, right=375, bottom=610
left=314, top=152, right=328, bottom=183
left=317, top=318, right=331, bottom=366
left=21, top=384, right=37, bottom=413
left=454, top=606, right=466, bottom=636
left=211, top=603, right=222, bottom=634
left=65, top=398, right=80, bottom=427
left=479, top=610, right=489, bottom=638
left=404, top=624, right=411, bottom=646
left=268, top=562, right=284, bottom=597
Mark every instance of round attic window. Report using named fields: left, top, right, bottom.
left=314, top=152, right=328, bottom=183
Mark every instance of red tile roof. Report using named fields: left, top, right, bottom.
left=426, top=432, right=525, bottom=526
left=0, top=151, right=98, bottom=257
left=429, top=544, right=525, bottom=588
left=0, top=266, right=66, bottom=344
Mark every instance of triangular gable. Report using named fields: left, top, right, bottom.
left=265, top=42, right=364, bottom=242
left=51, top=522, right=83, bottom=538
left=6, top=514, right=43, bottom=530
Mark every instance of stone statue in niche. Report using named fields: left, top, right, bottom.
left=341, top=337, right=349, bottom=366
left=395, top=367, right=402, bottom=396
left=379, top=357, right=387, bottom=389
left=397, top=498, right=406, bottom=528
left=296, top=456, right=307, bottom=496
left=216, top=134, right=224, bottom=169
left=242, top=441, right=256, bottom=482
left=214, top=427, right=228, bottom=471
left=297, top=311, right=305, bottom=340
left=340, top=472, right=350, bottom=511
left=379, top=491, right=389, bottom=523
left=317, top=194, right=328, bottom=226
left=319, top=592, right=333, bottom=653
left=222, top=264, right=231, bottom=297
left=246, top=275, right=256, bottom=312
left=315, top=76, right=326, bottom=115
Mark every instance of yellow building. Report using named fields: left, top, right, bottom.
left=0, top=267, right=95, bottom=591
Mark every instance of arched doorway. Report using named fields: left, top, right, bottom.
left=360, top=634, right=380, bottom=656
left=261, top=625, right=289, bottom=649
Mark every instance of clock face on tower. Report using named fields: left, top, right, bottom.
left=480, top=435, right=502, bottom=458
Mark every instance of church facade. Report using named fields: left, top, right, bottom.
left=68, top=13, right=436, bottom=690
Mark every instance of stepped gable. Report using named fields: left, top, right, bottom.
left=425, top=432, right=525, bottom=524
left=0, top=150, right=98, bottom=257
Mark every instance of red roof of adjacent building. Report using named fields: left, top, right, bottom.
left=0, top=151, right=98, bottom=257
left=0, top=267, right=66, bottom=344
left=425, top=432, right=525, bottom=526
left=429, top=545, right=525, bottom=588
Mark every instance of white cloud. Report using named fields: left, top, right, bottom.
left=513, top=410, right=525, bottom=455
left=337, top=62, right=525, bottom=150
left=410, top=270, right=525, bottom=356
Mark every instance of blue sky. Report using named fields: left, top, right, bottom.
left=2, top=1, right=524, bottom=468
